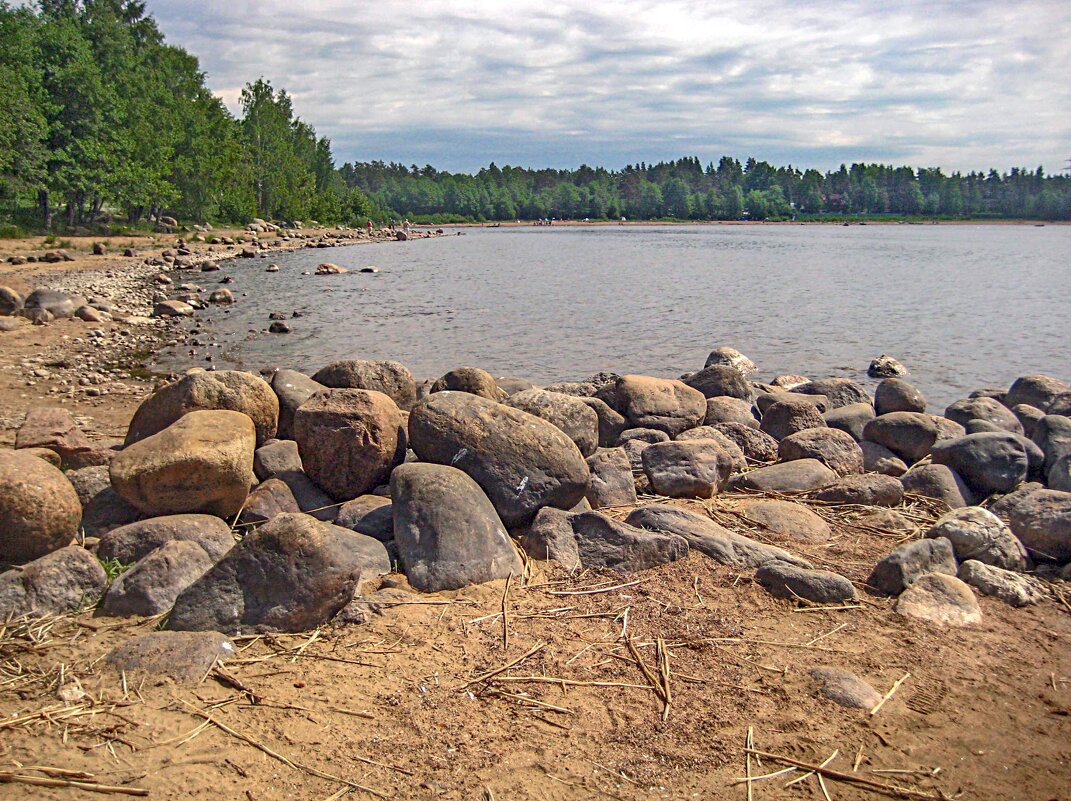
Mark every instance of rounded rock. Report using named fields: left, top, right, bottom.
left=0, top=451, right=82, bottom=564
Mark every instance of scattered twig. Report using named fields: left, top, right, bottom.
left=745, top=749, right=942, bottom=800
left=501, top=573, right=513, bottom=650
left=456, top=641, right=547, bottom=689
left=0, top=772, right=148, bottom=796
left=870, top=673, right=911, bottom=716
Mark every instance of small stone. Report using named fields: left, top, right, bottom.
left=106, top=631, right=236, bottom=684
left=868, top=355, right=908, bottom=378
left=895, top=573, right=982, bottom=626
left=755, top=562, right=856, bottom=604
left=957, top=560, right=1044, bottom=606
left=868, top=537, right=957, bottom=595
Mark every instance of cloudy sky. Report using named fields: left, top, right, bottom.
left=147, top=0, right=1071, bottom=174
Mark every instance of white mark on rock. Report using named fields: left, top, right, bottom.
left=516, top=476, right=529, bottom=494
left=451, top=447, right=468, bottom=465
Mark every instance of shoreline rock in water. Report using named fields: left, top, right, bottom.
left=0, top=340, right=1069, bottom=640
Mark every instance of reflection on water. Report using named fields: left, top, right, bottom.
left=155, top=224, right=1071, bottom=409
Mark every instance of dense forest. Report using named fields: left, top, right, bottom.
left=1, top=1, right=1069, bottom=233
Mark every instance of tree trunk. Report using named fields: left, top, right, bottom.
left=38, top=190, right=51, bottom=228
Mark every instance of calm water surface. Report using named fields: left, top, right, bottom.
left=157, top=224, right=1071, bottom=408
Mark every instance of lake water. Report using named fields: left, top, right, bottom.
left=157, top=223, right=1071, bottom=409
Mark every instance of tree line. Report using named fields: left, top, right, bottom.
left=1, top=1, right=1067, bottom=233
left=344, top=157, right=1071, bottom=223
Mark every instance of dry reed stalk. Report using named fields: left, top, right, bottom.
left=0, top=772, right=149, bottom=796
left=745, top=749, right=942, bottom=800
left=456, top=641, right=547, bottom=689
left=870, top=672, right=911, bottom=716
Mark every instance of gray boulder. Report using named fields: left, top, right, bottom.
left=823, top=402, right=875, bottom=442
left=508, top=389, right=600, bottom=457
left=96, top=514, right=234, bottom=564
left=925, top=506, right=1028, bottom=570
left=900, top=464, right=975, bottom=509
left=795, top=378, right=871, bottom=409
left=517, top=507, right=581, bottom=570
left=0, top=546, right=106, bottom=619
left=103, top=540, right=216, bottom=616
left=408, top=392, right=589, bottom=527
left=391, top=463, right=522, bottom=592
left=1003, top=374, right=1071, bottom=412
left=756, top=562, right=856, bottom=604
left=585, top=448, right=638, bottom=509
left=740, top=499, right=831, bottom=542
left=641, top=439, right=733, bottom=498
left=863, top=412, right=938, bottom=464
left=683, top=365, right=752, bottom=401
left=756, top=391, right=828, bottom=414
left=958, top=560, right=1044, bottom=607
left=704, top=396, right=758, bottom=429
left=579, top=396, right=628, bottom=447
left=812, top=474, right=904, bottom=507
left=1031, top=415, right=1071, bottom=475
left=1007, top=489, right=1071, bottom=562
left=861, top=441, right=908, bottom=476
left=712, top=422, right=779, bottom=462
left=874, top=378, right=926, bottom=415
left=809, top=667, right=881, bottom=709
left=335, top=495, right=393, bottom=541
left=704, top=346, right=757, bottom=375
left=1012, top=404, right=1045, bottom=438
left=624, top=504, right=810, bottom=568
left=238, top=478, right=301, bottom=526
left=867, top=537, right=957, bottom=595
left=778, top=427, right=863, bottom=476
left=168, top=513, right=382, bottom=633
left=23, top=288, right=86, bottom=319
left=945, top=397, right=1023, bottom=435
left=730, top=459, right=837, bottom=493
left=271, top=369, right=325, bottom=439
left=571, top=511, right=688, bottom=573
left=760, top=398, right=826, bottom=441
left=930, top=432, right=1029, bottom=496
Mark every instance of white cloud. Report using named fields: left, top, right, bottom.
left=147, top=0, right=1071, bottom=173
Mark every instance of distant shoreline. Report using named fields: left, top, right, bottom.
left=431, top=218, right=1068, bottom=228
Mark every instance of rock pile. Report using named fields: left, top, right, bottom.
left=1, top=349, right=1068, bottom=641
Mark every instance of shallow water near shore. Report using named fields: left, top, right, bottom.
left=156, top=224, right=1071, bottom=407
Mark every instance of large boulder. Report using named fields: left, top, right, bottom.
left=641, top=439, right=734, bottom=498
left=0, top=450, right=82, bottom=564
left=795, top=378, right=871, bottom=409
left=676, top=427, right=747, bottom=470
left=408, top=392, right=589, bottom=527
left=335, top=495, right=394, bottom=541
left=238, top=478, right=302, bottom=526
left=704, top=346, right=756, bottom=375
left=0, top=546, right=106, bottom=619
left=570, top=511, right=688, bottom=573
left=730, top=459, right=837, bottom=493
left=1003, top=374, right=1071, bottom=412
left=311, top=360, right=417, bottom=410
left=860, top=441, right=908, bottom=476
left=624, top=504, right=810, bottom=568
left=867, top=537, right=957, bottom=596
left=895, top=573, right=981, bottom=627
left=518, top=507, right=581, bottom=569
left=900, top=464, right=975, bottom=508
left=614, top=375, right=706, bottom=437
left=930, top=432, right=1029, bottom=496
left=579, top=396, right=629, bottom=447
left=271, top=369, right=325, bottom=439
left=0, top=285, right=23, bottom=316
left=957, top=560, right=1044, bottom=607
left=168, top=513, right=383, bottom=633
left=96, top=514, right=233, bottom=564
left=110, top=410, right=256, bottom=518
left=508, top=389, right=599, bottom=457
left=862, top=412, right=938, bottom=464
left=756, top=562, right=856, bottom=604
left=756, top=391, right=828, bottom=414
left=391, top=463, right=522, bottom=592
left=683, top=365, right=752, bottom=401
left=712, top=422, right=778, bottom=462
left=925, top=506, right=1027, bottom=570
left=760, top=398, right=826, bottom=441
left=125, top=370, right=279, bottom=447
left=1006, top=489, right=1071, bottom=562
left=15, top=407, right=111, bottom=469
left=778, top=428, right=863, bottom=476
left=740, top=499, right=831, bottom=542
left=585, top=448, right=638, bottom=509
left=811, top=474, right=904, bottom=507
left=1031, top=415, right=1071, bottom=475
left=429, top=367, right=507, bottom=401
left=704, top=396, right=758, bottom=429
left=293, top=389, right=407, bottom=501
left=23, top=288, right=85, bottom=319
left=102, top=540, right=216, bottom=616
left=874, top=378, right=926, bottom=415
left=822, top=403, right=875, bottom=442
left=945, top=397, right=1023, bottom=435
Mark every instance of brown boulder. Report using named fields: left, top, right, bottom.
left=0, top=450, right=82, bottom=563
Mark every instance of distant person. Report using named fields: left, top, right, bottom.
left=366, top=219, right=373, bottom=235
left=403, top=219, right=411, bottom=235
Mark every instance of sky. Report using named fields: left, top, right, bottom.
left=147, top=0, right=1071, bottom=175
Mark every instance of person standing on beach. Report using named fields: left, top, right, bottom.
left=367, top=219, right=373, bottom=235
left=403, top=218, right=411, bottom=236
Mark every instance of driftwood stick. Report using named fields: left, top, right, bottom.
left=456, top=641, right=547, bottom=689
left=0, top=772, right=149, bottom=796
left=744, top=749, right=942, bottom=800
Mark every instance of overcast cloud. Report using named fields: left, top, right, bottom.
left=147, top=0, right=1071, bottom=173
